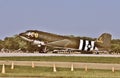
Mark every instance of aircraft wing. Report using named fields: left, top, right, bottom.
left=46, top=39, right=72, bottom=48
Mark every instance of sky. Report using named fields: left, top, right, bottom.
left=0, top=0, right=120, bottom=39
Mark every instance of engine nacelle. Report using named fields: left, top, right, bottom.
left=33, top=40, right=45, bottom=46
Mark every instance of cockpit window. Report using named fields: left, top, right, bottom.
left=26, top=32, right=38, bottom=38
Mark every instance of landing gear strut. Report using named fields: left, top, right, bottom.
left=38, top=45, right=47, bottom=53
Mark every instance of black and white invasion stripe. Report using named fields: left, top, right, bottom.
left=79, top=39, right=95, bottom=51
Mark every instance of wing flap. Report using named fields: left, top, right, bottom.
left=46, top=39, right=71, bottom=48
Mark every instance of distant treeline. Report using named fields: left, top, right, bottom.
left=0, top=35, right=120, bottom=53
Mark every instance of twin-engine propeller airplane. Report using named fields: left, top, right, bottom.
left=19, top=30, right=112, bottom=54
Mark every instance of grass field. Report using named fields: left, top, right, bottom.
left=0, top=56, right=120, bottom=64
left=0, top=65, right=120, bottom=78
left=0, top=56, right=120, bottom=77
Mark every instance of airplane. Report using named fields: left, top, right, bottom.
left=19, top=30, right=112, bottom=54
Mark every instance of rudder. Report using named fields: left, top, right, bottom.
left=95, top=33, right=112, bottom=50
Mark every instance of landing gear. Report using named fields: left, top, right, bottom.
left=96, top=51, right=99, bottom=54
left=38, top=45, right=47, bottom=53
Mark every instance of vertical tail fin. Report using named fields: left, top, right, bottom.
left=95, top=33, right=112, bottom=50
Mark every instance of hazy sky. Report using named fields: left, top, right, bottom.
left=0, top=0, right=120, bottom=39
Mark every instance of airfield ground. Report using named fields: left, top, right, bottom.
left=0, top=65, right=120, bottom=78
left=0, top=53, right=120, bottom=77
left=0, top=53, right=120, bottom=57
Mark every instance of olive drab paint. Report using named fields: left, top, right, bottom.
left=19, top=30, right=112, bottom=53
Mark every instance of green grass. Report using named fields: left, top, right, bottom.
left=0, top=65, right=120, bottom=78
left=0, top=56, right=120, bottom=77
left=0, top=56, right=120, bottom=64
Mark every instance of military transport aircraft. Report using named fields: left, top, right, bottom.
left=19, top=30, right=112, bottom=53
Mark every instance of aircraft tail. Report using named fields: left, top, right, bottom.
left=95, top=33, right=112, bottom=50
